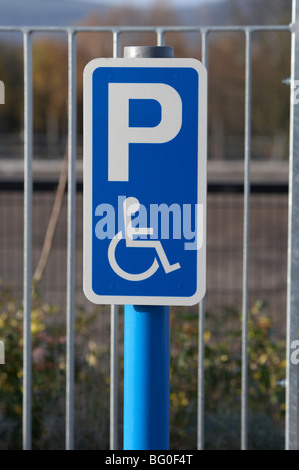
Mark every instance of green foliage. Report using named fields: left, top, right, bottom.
left=0, top=281, right=110, bottom=450
left=0, top=281, right=286, bottom=450
left=169, top=301, right=286, bottom=450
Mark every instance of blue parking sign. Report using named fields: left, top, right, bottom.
left=83, top=58, right=207, bottom=305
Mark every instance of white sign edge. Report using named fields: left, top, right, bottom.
left=83, top=57, right=207, bottom=306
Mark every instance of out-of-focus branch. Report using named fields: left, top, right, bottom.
left=33, top=144, right=68, bottom=283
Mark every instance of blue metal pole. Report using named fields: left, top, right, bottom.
left=123, top=305, right=170, bottom=450
left=122, top=45, right=173, bottom=451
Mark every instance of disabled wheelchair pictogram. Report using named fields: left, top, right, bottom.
left=108, top=197, right=181, bottom=281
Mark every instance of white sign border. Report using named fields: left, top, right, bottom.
left=83, top=57, right=207, bottom=306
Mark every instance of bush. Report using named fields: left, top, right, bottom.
left=0, top=280, right=286, bottom=450
left=0, top=281, right=110, bottom=450
left=169, top=301, right=286, bottom=449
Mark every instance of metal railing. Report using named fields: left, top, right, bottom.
left=0, top=0, right=298, bottom=451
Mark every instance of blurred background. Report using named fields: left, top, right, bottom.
left=0, top=0, right=292, bottom=450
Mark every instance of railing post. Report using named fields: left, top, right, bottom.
left=286, top=0, right=299, bottom=451
left=23, top=29, right=33, bottom=451
left=197, top=29, right=209, bottom=451
left=109, top=30, right=121, bottom=452
left=241, top=28, right=252, bottom=451
left=66, top=29, right=77, bottom=451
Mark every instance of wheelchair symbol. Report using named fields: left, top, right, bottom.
left=108, top=197, right=181, bottom=281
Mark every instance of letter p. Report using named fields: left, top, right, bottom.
left=108, top=83, right=182, bottom=181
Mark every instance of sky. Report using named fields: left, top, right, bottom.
left=78, top=0, right=221, bottom=9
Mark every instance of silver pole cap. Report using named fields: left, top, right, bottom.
left=123, top=46, right=174, bottom=59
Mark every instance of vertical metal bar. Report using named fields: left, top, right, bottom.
left=23, top=29, right=33, bottom=451
left=66, top=30, right=77, bottom=451
left=197, top=29, right=208, bottom=451
left=157, top=29, right=165, bottom=47
left=110, top=304, right=119, bottom=450
left=113, top=29, right=121, bottom=59
left=241, top=29, right=252, bottom=451
left=197, top=298, right=205, bottom=450
left=286, top=0, right=299, bottom=450
left=110, top=30, right=121, bottom=451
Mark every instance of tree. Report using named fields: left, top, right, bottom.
left=33, top=38, right=68, bottom=138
